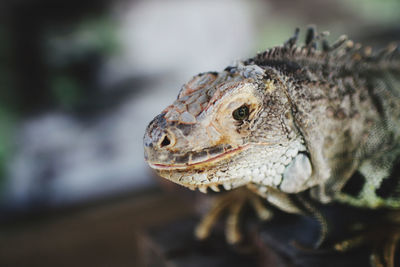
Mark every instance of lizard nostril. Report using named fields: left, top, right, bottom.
left=158, top=131, right=175, bottom=149
left=160, top=135, right=171, bottom=148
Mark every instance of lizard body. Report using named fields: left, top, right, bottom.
left=144, top=27, right=400, bottom=211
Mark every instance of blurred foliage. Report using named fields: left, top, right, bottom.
left=46, top=16, right=119, bottom=111
left=255, top=0, right=400, bottom=52
left=76, top=16, right=120, bottom=55
left=0, top=14, right=119, bottom=185
left=343, top=0, right=400, bottom=23
left=0, top=109, right=15, bottom=189
left=51, top=75, right=84, bottom=109
left=0, top=25, right=16, bottom=190
left=45, top=16, right=119, bottom=66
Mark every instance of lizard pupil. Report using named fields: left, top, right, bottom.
left=232, top=105, right=249, bottom=121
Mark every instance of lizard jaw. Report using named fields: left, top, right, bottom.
left=147, top=145, right=252, bottom=193
left=147, top=144, right=250, bottom=171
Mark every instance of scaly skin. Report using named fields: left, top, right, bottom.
left=144, top=27, right=400, bottom=265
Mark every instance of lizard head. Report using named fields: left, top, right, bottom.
left=144, top=62, right=310, bottom=193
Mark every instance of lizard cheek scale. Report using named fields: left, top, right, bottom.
left=281, top=153, right=313, bottom=193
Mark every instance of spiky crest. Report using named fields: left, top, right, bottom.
left=246, top=26, right=399, bottom=76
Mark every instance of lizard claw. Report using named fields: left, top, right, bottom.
left=195, top=187, right=273, bottom=244
left=333, top=211, right=400, bottom=267
left=334, top=230, right=400, bottom=267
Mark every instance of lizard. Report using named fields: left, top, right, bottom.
left=143, top=26, right=400, bottom=266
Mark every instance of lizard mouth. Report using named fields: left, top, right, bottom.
left=147, top=144, right=249, bottom=170
left=147, top=145, right=252, bottom=193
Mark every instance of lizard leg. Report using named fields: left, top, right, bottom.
left=248, top=194, right=273, bottom=221
left=195, top=187, right=273, bottom=244
left=370, top=232, right=400, bottom=267
left=225, top=195, right=245, bottom=244
left=334, top=235, right=367, bottom=252
left=369, top=236, right=397, bottom=267
left=225, top=190, right=274, bottom=244
left=195, top=193, right=233, bottom=240
left=382, top=233, right=399, bottom=267
left=333, top=216, right=400, bottom=267
left=247, top=183, right=303, bottom=214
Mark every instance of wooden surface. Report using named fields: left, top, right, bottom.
left=0, top=188, right=195, bottom=267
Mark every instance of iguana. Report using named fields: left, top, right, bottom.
left=143, top=27, right=400, bottom=266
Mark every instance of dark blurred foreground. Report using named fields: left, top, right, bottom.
left=1, top=185, right=392, bottom=267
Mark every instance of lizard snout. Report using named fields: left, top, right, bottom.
left=144, top=114, right=176, bottom=151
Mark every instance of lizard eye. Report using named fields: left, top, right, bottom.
left=232, top=105, right=249, bottom=121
